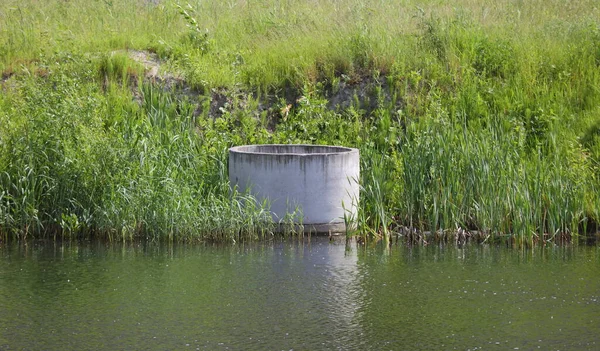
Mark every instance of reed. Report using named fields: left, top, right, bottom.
left=0, top=0, right=598, bottom=244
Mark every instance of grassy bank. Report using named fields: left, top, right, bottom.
left=1, top=0, right=599, bottom=245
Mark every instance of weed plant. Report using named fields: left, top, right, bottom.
left=1, top=0, right=599, bottom=245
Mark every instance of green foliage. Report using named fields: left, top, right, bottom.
left=176, top=3, right=212, bottom=54
left=0, top=0, right=599, bottom=244
left=0, top=57, right=274, bottom=242
left=273, top=92, right=360, bottom=145
left=98, top=52, right=145, bottom=86
left=472, top=36, right=515, bottom=79
left=416, top=9, right=449, bottom=62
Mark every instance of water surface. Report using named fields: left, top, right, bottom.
left=0, top=239, right=598, bottom=350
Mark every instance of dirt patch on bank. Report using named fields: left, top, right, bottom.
left=124, top=49, right=404, bottom=122
left=120, top=49, right=185, bottom=89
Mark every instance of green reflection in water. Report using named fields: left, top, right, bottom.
left=0, top=240, right=598, bottom=350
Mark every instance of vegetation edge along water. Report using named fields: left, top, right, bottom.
left=1, top=0, right=599, bottom=246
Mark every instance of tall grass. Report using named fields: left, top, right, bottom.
left=0, top=57, right=274, bottom=242
left=0, top=0, right=599, bottom=244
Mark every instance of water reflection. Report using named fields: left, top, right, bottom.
left=0, top=240, right=598, bottom=350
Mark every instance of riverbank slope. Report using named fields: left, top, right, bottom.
left=1, top=0, right=599, bottom=244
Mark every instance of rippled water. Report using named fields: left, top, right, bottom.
left=0, top=239, right=598, bottom=350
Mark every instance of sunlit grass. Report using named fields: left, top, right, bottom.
left=0, top=0, right=599, bottom=244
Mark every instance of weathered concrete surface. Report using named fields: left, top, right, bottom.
left=229, top=145, right=360, bottom=234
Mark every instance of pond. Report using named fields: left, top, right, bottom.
left=0, top=238, right=598, bottom=350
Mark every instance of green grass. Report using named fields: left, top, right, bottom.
left=1, top=0, right=599, bottom=245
